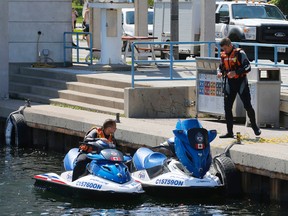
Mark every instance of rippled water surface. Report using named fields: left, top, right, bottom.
left=0, top=145, right=287, bottom=215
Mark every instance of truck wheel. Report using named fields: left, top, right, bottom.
left=179, top=54, right=188, bottom=60
left=5, top=113, right=30, bottom=147
left=214, top=156, right=242, bottom=197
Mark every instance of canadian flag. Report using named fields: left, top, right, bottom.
left=195, top=143, right=205, bottom=150
left=111, top=156, right=120, bottom=161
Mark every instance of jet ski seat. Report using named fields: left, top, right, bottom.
left=132, top=147, right=167, bottom=171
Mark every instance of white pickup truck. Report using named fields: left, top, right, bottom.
left=215, top=1, right=288, bottom=64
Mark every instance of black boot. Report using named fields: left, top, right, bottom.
left=219, top=132, right=234, bottom=138
left=247, top=107, right=261, bottom=136
left=252, top=125, right=261, bottom=136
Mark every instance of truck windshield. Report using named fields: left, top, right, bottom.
left=232, top=4, right=286, bottom=20
left=126, top=11, right=154, bottom=25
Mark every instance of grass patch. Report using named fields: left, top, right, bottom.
left=73, top=28, right=83, bottom=33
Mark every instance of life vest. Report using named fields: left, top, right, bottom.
left=79, top=143, right=95, bottom=153
left=79, top=127, right=113, bottom=153
left=96, top=128, right=113, bottom=143
left=220, top=48, right=247, bottom=79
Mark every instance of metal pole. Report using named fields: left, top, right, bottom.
left=131, top=42, right=135, bottom=88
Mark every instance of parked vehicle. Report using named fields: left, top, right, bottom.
left=130, top=118, right=241, bottom=197
left=153, top=0, right=201, bottom=59
left=122, top=8, right=154, bottom=36
left=154, top=0, right=288, bottom=62
left=33, top=140, right=144, bottom=200
left=215, top=1, right=288, bottom=63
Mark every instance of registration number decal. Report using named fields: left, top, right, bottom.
left=76, top=181, right=102, bottom=189
left=155, top=179, right=184, bottom=186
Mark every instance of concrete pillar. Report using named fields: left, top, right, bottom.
left=98, top=8, right=123, bottom=64
left=134, top=0, right=148, bottom=36
left=200, top=0, right=215, bottom=57
left=91, top=8, right=101, bottom=51
left=0, top=0, right=9, bottom=99
left=134, top=0, right=148, bottom=61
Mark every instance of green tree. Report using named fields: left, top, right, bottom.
left=269, top=0, right=288, bottom=15
left=72, top=0, right=84, bottom=6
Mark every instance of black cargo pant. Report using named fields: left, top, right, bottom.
left=224, top=76, right=257, bottom=134
left=72, top=153, right=91, bottom=181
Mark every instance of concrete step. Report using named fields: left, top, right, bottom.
left=50, top=98, right=124, bottom=116
left=10, top=74, right=68, bottom=89
left=10, top=82, right=60, bottom=98
left=66, top=82, right=124, bottom=99
left=18, top=67, right=78, bottom=81
left=10, top=74, right=124, bottom=99
left=10, top=82, right=124, bottom=109
left=57, top=90, right=124, bottom=110
left=17, top=67, right=135, bottom=89
left=9, top=91, right=51, bottom=104
left=30, top=85, right=60, bottom=98
left=9, top=67, right=128, bottom=114
left=9, top=82, right=31, bottom=93
left=76, top=75, right=132, bottom=89
left=9, top=91, right=124, bottom=115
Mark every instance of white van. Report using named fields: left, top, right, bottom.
left=122, top=8, right=154, bottom=36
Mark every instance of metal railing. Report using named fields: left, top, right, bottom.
left=63, top=32, right=93, bottom=66
left=131, top=41, right=215, bottom=88
left=131, top=41, right=288, bottom=88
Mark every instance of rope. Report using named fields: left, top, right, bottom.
left=238, top=133, right=288, bottom=144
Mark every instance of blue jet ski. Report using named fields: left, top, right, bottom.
left=130, top=118, right=241, bottom=197
left=34, top=140, right=144, bottom=200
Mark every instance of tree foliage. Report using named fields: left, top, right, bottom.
left=72, top=0, right=83, bottom=6
left=72, top=0, right=154, bottom=7
left=269, top=0, right=288, bottom=16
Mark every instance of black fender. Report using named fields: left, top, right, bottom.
left=5, top=113, right=29, bottom=147
left=228, top=26, right=245, bottom=42
left=213, top=156, right=242, bottom=197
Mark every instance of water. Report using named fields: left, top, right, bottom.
left=0, top=145, right=287, bottom=216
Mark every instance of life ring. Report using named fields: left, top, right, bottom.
left=5, top=113, right=29, bottom=147
left=213, top=156, right=242, bottom=197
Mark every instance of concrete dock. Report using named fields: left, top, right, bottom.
left=1, top=63, right=288, bottom=202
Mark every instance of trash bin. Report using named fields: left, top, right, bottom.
left=246, top=67, right=281, bottom=128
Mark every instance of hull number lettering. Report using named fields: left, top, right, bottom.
left=155, top=179, right=184, bottom=186
left=76, top=181, right=102, bottom=189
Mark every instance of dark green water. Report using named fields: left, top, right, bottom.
left=0, top=145, right=287, bottom=216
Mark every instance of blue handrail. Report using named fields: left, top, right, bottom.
left=131, top=41, right=288, bottom=88
left=131, top=41, right=219, bottom=88
left=63, top=32, right=93, bottom=66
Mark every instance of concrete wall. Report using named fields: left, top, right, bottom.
left=124, top=86, right=197, bottom=118
left=8, top=0, right=72, bottom=64
left=0, top=0, right=9, bottom=99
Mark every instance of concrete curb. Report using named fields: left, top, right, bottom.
left=1, top=99, right=288, bottom=177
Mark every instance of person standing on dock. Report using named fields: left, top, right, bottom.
left=217, top=37, right=261, bottom=138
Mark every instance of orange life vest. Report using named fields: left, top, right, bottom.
left=96, top=128, right=113, bottom=143
left=79, top=127, right=114, bottom=153
left=220, top=48, right=246, bottom=79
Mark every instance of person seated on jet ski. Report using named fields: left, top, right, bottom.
left=72, top=119, right=118, bottom=181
